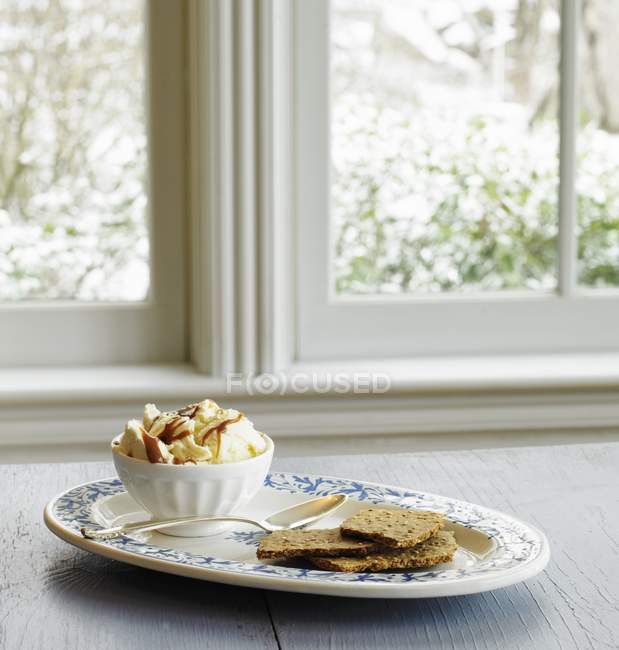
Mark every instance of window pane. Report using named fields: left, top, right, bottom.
left=577, top=0, right=619, bottom=287
left=332, top=0, right=559, bottom=295
left=0, top=0, right=148, bottom=301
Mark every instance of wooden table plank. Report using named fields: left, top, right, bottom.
left=269, top=444, right=619, bottom=650
left=1, top=443, right=618, bottom=649
left=0, top=463, right=278, bottom=650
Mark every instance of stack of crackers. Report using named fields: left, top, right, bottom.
left=257, top=507, right=457, bottom=572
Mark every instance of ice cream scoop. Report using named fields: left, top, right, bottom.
left=115, top=399, right=267, bottom=465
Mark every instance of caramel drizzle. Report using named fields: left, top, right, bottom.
left=148, top=402, right=195, bottom=431
left=175, top=403, right=199, bottom=418
left=140, top=404, right=242, bottom=464
left=173, top=457, right=195, bottom=465
left=141, top=429, right=166, bottom=464
left=158, top=416, right=193, bottom=445
left=200, top=413, right=244, bottom=460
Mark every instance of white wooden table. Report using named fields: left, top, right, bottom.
left=1, top=442, right=618, bottom=649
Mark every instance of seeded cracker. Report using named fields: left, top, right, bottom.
left=310, top=530, right=457, bottom=572
left=340, top=507, right=444, bottom=548
left=257, top=528, right=383, bottom=559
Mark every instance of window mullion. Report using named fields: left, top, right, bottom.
left=188, top=0, right=237, bottom=375
left=235, top=0, right=259, bottom=376
left=189, top=0, right=293, bottom=377
left=558, top=0, right=580, bottom=297
left=257, top=0, right=295, bottom=374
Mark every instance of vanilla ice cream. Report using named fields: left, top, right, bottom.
left=116, top=399, right=267, bottom=465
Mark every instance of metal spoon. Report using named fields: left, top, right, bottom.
left=81, top=493, right=348, bottom=541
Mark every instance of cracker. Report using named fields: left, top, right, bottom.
left=256, top=528, right=383, bottom=560
left=309, top=530, right=457, bottom=572
left=340, top=507, right=444, bottom=548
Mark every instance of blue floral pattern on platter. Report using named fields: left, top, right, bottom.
left=225, top=530, right=267, bottom=548
left=50, top=473, right=544, bottom=585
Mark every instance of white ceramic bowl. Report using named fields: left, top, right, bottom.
left=111, top=434, right=274, bottom=536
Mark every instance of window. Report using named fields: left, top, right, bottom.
left=577, top=0, right=619, bottom=288
left=0, top=0, right=187, bottom=365
left=2, top=0, right=617, bottom=375
left=2, top=0, right=619, bottom=447
left=296, top=0, right=619, bottom=361
left=1, top=0, right=149, bottom=302
left=332, top=0, right=560, bottom=295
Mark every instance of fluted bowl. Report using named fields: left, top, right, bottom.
left=111, top=434, right=274, bottom=537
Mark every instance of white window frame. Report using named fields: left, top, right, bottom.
left=188, top=0, right=294, bottom=377
left=3, top=0, right=619, bottom=453
left=295, top=0, right=619, bottom=362
left=0, top=1, right=187, bottom=365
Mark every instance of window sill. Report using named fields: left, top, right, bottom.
left=3, top=351, right=619, bottom=404
left=0, top=364, right=225, bottom=406
left=291, top=351, right=619, bottom=393
left=1, top=353, right=619, bottom=448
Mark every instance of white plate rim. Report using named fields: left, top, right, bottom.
left=44, top=472, right=550, bottom=599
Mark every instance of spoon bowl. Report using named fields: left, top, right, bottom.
left=264, top=494, right=347, bottom=530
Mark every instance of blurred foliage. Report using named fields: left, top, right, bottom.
left=1, top=0, right=617, bottom=301
left=333, top=98, right=559, bottom=293
left=333, top=0, right=619, bottom=294
left=0, top=0, right=148, bottom=301
left=577, top=126, right=619, bottom=287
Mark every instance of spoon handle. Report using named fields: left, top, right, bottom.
left=81, top=515, right=268, bottom=541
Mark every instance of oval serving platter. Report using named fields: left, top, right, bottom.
left=44, top=472, right=549, bottom=598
